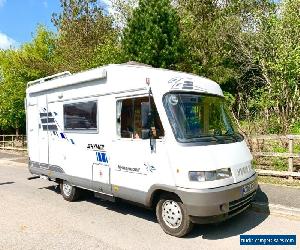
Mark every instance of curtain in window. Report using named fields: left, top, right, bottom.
left=116, top=101, right=122, bottom=136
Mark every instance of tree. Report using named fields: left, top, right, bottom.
left=109, top=0, right=138, bottom=29
left=0, top=26, right=56, bottom=134
left=220, top=0, right=300, bottom=134
left=254, top=0, right=300, bottom=133
left=177, top=0, right=291, bottom=134
left=52, top=0, right=122, bottom=73
left=122, top=0, right=183, bottom=68
left=176, top=0, right=225, bottom=78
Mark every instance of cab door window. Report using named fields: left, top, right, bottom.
left=116, top=97, right=164, bottom=139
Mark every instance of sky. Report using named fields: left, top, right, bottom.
left=0, top=0, right=61, bottom=49
left=0, top=0, right=112, bottom=49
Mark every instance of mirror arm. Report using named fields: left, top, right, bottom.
left=148, top=88, right=155, bottom=151
left=148, top=88, right=152, bottom=124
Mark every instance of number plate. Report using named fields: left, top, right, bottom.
left=242, top=182, right=256, bottom=195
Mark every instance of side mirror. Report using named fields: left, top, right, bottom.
left=141, top=101, right=156, bottom=152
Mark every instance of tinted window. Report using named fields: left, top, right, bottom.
left=64, top=101, right=97, bottom=130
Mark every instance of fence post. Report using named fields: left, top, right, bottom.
left=288, top=135, right=294, bottom=175
left=22, top=135, right=25, bottom=148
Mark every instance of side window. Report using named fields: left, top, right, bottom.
left=64, top=101, right=97, bottom=131
left=117, top=97, right=164, bottom=139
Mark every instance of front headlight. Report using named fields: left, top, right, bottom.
left=189, top=168, right=232, bottom=182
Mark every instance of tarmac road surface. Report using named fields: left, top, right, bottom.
left=0, top=159, right=299, bottom=250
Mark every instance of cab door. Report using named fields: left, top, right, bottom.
left=110, top=96, right=165, bottom=204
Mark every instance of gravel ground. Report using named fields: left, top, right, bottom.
left=0, top=150, right=27, bottom=162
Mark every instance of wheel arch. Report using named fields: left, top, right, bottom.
left=146, top=185, right=182, bottom=209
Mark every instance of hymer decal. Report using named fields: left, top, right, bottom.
left=117, top=165, right=140, bottom=173
left=168, top=77, right=208, bottom=92
left=237, top=165, right=252, bottom=177
left=96, top=151, right=109, bottom=166
left=144, top=163, right=156, bottom=173
left=87, top=144, right=105, bottom=151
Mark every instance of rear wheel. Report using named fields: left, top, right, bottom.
left=156, top=194, right=193, bottom=237
left=60, top=180, right=81, bottom=202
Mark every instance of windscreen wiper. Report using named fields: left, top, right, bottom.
left=185, top=136, right=218, bottom=142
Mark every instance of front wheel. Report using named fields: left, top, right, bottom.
left=60, top=180, right=81, bottom=202
left=156, top=194, right=193, bottom=237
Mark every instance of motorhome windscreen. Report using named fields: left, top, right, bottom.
left=163, top=93, right=243, bottom=143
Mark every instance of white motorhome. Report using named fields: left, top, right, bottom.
left=26, top=63, right=257, bottom=237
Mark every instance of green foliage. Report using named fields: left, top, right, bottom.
left=177, top=0, right=230, bottom=81
left=272, top=158, right=287, bottom=171
left=223, top=92, right=235, bottom=110
left=290, top=122, right=300, bottom=134
left=227, top=0, right=300, bottom=134
left=272, top=145, right=287, bottom=153
left=0, top=26, right=56, bottom=133
left=52, top=0, right=122, bottom=72
left=122, top=0, right=183, bottom=68
left=294, top=144, right=300, bottom=153
left=257, top=0, right=300, bottom=133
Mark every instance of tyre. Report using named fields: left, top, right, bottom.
left=156, top=194, right=193, bottom=237
left=60, top=180, right=81, bottom=202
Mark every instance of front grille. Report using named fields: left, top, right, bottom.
left=229, top=191, right=256, bottom=216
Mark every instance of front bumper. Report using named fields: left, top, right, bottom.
left=175, top=173, right=258, bottom=223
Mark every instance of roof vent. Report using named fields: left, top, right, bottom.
left=123, top=61, right=152, bottom=67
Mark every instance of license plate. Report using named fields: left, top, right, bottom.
left=242, top=182, right=256, bottom=195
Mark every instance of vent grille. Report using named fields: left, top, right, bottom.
left=229, top=191, right=256, bottom=216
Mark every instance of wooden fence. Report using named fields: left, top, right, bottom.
left=0, top=135, right=27, bottom=151
left=249, top=135, right=300, bottom=179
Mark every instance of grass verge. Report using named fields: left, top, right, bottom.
left=258, top=175, right=300, bottom=188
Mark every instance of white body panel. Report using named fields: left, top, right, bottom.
left=168, top=140, right=253, bottom=189
left=26, top=64, right=254, bottom=206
